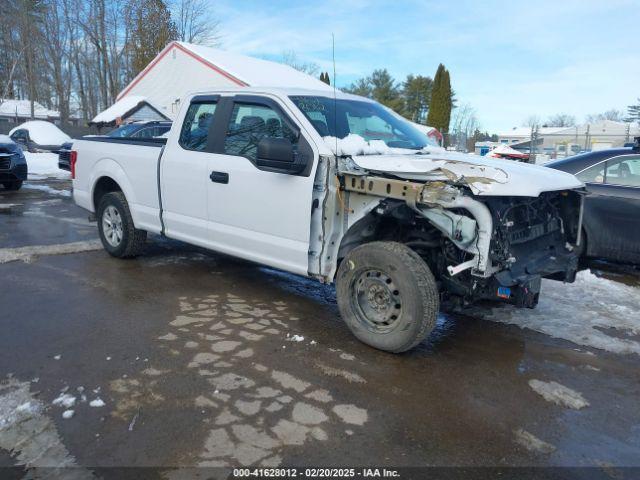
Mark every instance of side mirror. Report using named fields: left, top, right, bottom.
left=257, top=137, right=308, bottom=174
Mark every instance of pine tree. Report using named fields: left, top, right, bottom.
left=319, top=72, right=331, bottom=85
left=402, top=74, right=433, bottom=123
left=627, top=98, right=640, bottom=123
left=426, top=64, right=453, bottom=141
left=369, top=69, right=404, bottom=112
left=128, top=0, right=178, bottom=76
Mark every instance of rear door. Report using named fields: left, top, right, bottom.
left=160, top=95, right=219, bottom=248
left=577, top=154, right=640, bottom=262
left=204, top=95, right=317, bottom=275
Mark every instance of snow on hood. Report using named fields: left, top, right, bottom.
left=9, top=120, right=70, bottom=146
left=323, top=135, right=583, bottom=197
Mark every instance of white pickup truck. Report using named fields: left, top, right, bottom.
left=72, top=87, right=585, bottom=352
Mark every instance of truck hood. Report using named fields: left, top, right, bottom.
left=351, top=150, right=584, bottom=196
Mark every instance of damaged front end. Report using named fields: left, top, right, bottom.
left=310, top=155, right=584, bottom=309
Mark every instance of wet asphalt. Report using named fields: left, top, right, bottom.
left=0, top=178, right=639, bottom=478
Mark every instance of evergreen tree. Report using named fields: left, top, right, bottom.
left=344, top=77, right=373, bottom=98
left=369, top=69, right=404, bottom=112
left=627, top=98, right=640, bottom=123
left=426, top=63, right=453, bottom=141
left=319, top=72, right=331, bottom=85
left=128, top=0, right=178, bottom=76
left=402, top=74, right=432, bottom=123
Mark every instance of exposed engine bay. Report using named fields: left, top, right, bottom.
left=309, top=155, right=584, bottom=309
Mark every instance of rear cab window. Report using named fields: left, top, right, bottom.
left=179, top=101, right=218, bottom=151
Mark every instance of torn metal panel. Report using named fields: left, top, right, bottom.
left=350, top=152, right=583, bottom=197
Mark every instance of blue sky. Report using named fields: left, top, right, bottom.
left=214, top=0, right=640, bottom=133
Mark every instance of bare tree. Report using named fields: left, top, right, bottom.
left=280, top=50, right=320, bottom=76
left=522, top=115, right=541, bottom=128
left=545, top=113, right=576, bottom=128
left=585, top=109, right=625, bottom=123
left=173, top=0, right=220, bottom=45
left=450, top=103, right=479, bottom=151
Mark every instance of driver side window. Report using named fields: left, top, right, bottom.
left=223, top=103, right=298, bottom=162
left=604, top=156, right=640, bottom=187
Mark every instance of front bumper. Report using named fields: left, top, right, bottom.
left=0, top=155, right=28, bottom=182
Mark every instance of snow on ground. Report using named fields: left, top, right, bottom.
left=528, top=380, right=589, bottom=410
left=10, top=120, right=70, bottom=145
left=0, top=379, right=92, bottom=474
left=23, top=183, right=71, bottom=197
left=24, top=152, right=70, bottom=179
left=0, top=240, right=103, bottom=264
left=477, top=270, right=640, bottom=355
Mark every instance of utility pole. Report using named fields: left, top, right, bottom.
left=584, top=124, right=590, bottom=151
left=625, top=123, right=630, bottom=143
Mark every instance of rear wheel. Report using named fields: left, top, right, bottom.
left=336, top=241, right=439, bottom=353
left=2, top=180, right=22, bottom=191
left=97, top=191, right=146, bottom=258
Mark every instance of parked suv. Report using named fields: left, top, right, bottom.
left=0, top=135, right=28, bottom=190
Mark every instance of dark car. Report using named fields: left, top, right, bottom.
left=9, top=121, right=71, bottom=153
left=106, top=121, right=172, bottom=139
left=0, top=135, right=28, bottom=190
left=58, top=121, right=172, bottom=171
left=547, top=138, right=640, bottom=264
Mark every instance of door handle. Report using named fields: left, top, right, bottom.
left=209, top=171, right=229, bottom=184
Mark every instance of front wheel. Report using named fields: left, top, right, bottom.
left=97, top=191, right=147, bottom=258
left=2, top=180, right=23, bottom=191
left=336, top=241, right=439, bottom=353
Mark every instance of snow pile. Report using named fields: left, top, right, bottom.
left=9, top=121, right=70, bottom=145
left=323, top=134, right=421, bottom=156
left=528, top=380, right=589, bottom=410
left=91, top=95, right=146, bottom=124
left=89, top=398, right=105, bottom=408
left=52, top=393, right=76, bottom=408
left=478, top=270, right=640, bottom=355
left=286, top=334, right=305, bottom=342
left=24, top=152, right=70, bottom=179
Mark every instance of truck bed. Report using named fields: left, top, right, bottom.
left=72, top=136, right=165, bottom=235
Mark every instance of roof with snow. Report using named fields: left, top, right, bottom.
left=0, top=99, right=59, bottom=119
left=498, top=126, right=569, bottom=138
left=90, top=95, right=170, bottom=125
left=117, top=41, right=332, bottom=101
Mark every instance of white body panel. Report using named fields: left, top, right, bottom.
left=72, top=140, right=163, bottom=234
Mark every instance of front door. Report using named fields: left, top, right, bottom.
left=578, top=154, right=640, bottom=263
left=204, top=95, right=317, bottom=276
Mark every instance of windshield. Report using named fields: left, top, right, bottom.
left=290, top=96, right=438, bottom=150
left=107, top=124, right=142, bottom=138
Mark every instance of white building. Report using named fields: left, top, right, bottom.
left=108, top=41, right=332, bottom=120
left=498, top=121, right=640, bottom=158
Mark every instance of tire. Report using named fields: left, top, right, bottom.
left=97, top=191, right=146, bottom=258
left=336, top=241, right=439, bottom=353
left=2, top=180, right=22, bottom=191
